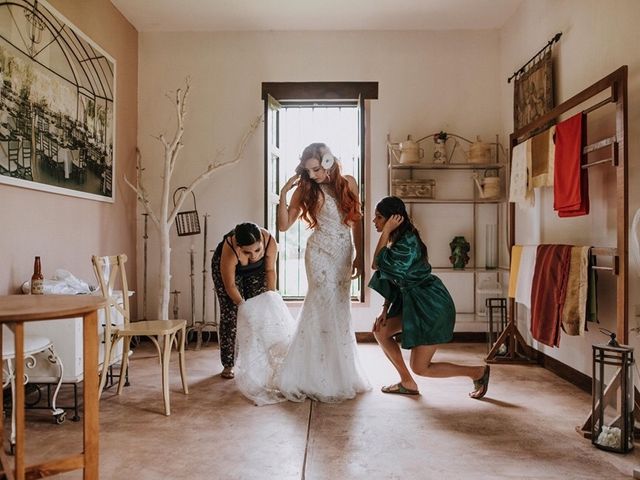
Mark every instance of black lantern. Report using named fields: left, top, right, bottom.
left=592, top=332, right=634, bottom=453
left=172, top=187, right=201, bottom=237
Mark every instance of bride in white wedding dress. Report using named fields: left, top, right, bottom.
left=274, top=142, right=371, bottom=402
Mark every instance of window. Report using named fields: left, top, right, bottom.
left=262, top=82, right=378, bottom=301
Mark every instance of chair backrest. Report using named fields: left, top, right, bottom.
left=91, top=254, right=131, bottom=330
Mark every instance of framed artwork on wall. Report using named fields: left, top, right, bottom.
left=513, top=49, right=554, bottom=132
left=0, top=0, right=116, bottom=202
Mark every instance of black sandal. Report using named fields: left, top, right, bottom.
left=469, top=365, right=490, bottom=399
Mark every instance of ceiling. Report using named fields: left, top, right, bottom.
left=110, top=0, right=523, bottom=32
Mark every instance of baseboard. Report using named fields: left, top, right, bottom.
left=452, top=332, right=486, bottom=343
left=355, top=332, right=486, bottom=344
left=535, top=350, right=591, bottom=394
left=355, top=332, right=376, bottom=343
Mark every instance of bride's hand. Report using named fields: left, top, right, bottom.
left=351, top=256, right=364, bottom=279
left=280, top=174, right=300, bottom=196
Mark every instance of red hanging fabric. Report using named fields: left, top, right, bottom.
left=530, top=244, right=572, bottom=347
left=553, top=113, right=589, bottom=217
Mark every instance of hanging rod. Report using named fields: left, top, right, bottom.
left=583, top=136, right=616, bottom=155
left=581, top=138, right=619, bottom=170
left=507, top=32, right=562, bottom=84
left=582, top=95, right=615, bottom=115
left=581, top=157, right=615, bottom=169
left=589, top=246, right=617, bottom=257
left=589, top=247, right=619, bottom=275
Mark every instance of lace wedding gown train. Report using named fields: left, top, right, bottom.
left=235, top=291, right=296, bottom=406
left=276, top=186, right=371, bottom=402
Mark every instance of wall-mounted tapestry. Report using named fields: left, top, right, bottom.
left=0, top=0, right=115, bottom=202
left=513, top=49, right=554, bottom=132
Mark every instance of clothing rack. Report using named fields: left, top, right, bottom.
left=486, top=66, right=629, bottom=364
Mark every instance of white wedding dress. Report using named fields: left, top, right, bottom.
left=276, top=185, right=371, bottom=402
left=235, top=292, right=296, bottom=406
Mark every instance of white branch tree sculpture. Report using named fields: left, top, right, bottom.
left=126, top=80, right=262, bottom=319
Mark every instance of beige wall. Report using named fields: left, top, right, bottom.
left=500, top=0, right=640, bottom=374
left=0, top=1, right=138, bottom=303
left=137, top=30, right=502, bottom=331
left=138, top=2, right=639, bottom=349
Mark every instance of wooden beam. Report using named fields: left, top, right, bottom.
left=261, top=82, right=379, bottom=100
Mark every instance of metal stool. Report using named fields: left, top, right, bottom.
left=486, top=297, right=507, bottom=354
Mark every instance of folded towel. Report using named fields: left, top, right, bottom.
left=508, top=245, right=523, bottom=298
left=531, top=126, right=555, bottom=188
left=509, top=139, right=534, bottom=207
left=530, top=244, right=572, bottom=347
left=561, top=246, right=589, bottom=336
left=586, top=253, right=598, bottom=323
left=515, top=245, right=538, bottom=309
left=554, top=113, right=589, bottom=217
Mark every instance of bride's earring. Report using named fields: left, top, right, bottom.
left=326, top=171, right=331, bottom=181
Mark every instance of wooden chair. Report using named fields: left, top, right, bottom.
left=91, top=254, right=188, bottom=415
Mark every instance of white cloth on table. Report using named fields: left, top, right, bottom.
left=21, top=269, right=93, bottom=295
left=235, top=291, right=296, bottom=406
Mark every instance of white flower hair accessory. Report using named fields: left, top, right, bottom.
left=320, top=148, right=335, bottom=170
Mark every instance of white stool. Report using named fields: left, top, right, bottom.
left=2, top=327, right=64, bottom=450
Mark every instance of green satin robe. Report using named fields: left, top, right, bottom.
left=368, top=232, right=455, bottom=349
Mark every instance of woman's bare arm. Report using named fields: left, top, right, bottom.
left=220, top=241, right=244, bottom=305
left=371, top=214, right=404, bottom=270
left=263, top=231, right=278, bottom=290
left=345, top=175, right=364, bottom=278
left=278, top=175, right=302, bottom=231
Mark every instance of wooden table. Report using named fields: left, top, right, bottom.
left=0, top=295, right=104, bottom=480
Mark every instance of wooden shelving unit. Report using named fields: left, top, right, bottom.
left=386, top=138, right=506, bottom=327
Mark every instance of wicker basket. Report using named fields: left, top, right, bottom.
left=392, top=179, right=436, bottom=199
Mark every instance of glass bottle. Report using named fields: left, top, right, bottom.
left=31, top=256, right=44, bottom=295
left=485, top=224, right=498, bottom=269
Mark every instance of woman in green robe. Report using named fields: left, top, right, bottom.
left=368, top=196, right=490, bottom=399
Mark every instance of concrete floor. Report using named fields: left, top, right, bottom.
left=10, top=342, right=640, bottom=479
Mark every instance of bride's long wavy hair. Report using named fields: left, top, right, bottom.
left=295, top=143, right=362, bottom=229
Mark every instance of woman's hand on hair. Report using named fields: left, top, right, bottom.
left=382, top=214, right=404, bottom=234
left=280, top=174, right=300, bottom=196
